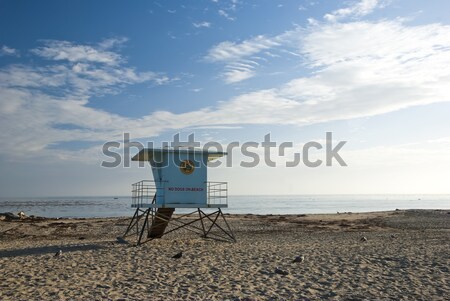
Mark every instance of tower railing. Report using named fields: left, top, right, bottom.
left=131, top=180, right=165, bottom=208
left=206, top=181, right=228, bottom=206
left=131, top=180, right=228, bottom=207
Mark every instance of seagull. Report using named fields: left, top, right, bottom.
left=275, top=267, right=289, bottom=276
left=293, top=255, right=305, bottom=263
left=360, top=236, right=368, bottom=242
left=172, top=251, right=183, bottom=259
left=54, top=249, right=62, bottom=257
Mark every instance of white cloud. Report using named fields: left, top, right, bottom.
left=0, top=39, right=172, bottom=160
left=31, top=40, right=123, bottom=65
left=324, top=0, right=384, bottom=22
left=0, top=62, right=160, bottom=98
left=218, top=9, right=235, bottom=21
left=221, top=21, right=449, bottom=122
left=0, top=45, right=18, bottom=56
left=198, top=18, right=450, bottom=125
left=221, top=60, right=259, bottom=83
left=206, top=35, right=279, bottom=83
left=98, top=37, right=128, bottom=49
left=193, top=21, right=211, bottom=28
left=222, top=68, right=254, bottom=84
left=206, top=35, right=279, bottom=62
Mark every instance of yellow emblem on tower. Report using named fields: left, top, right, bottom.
left=179, top=159, right=195, bottom=175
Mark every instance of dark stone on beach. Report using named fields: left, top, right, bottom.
left=274, top=267, right=289, bottom=275
left=0, top=212, right=20, bottom=221
left=293, top=255, right=305, bottom=263
left=172, top=251, right=183, bottom=259
left=322, top=291, right=338, bottom=298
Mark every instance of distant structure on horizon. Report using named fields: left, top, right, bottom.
left=122, top=147, right=235, bottom=245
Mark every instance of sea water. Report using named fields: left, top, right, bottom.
left=0, top=195, right=449, bottom=218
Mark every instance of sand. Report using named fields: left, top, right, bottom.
left=0, top=209, right=449, bottom=300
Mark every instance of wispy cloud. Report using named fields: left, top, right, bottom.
left=206, top=19, right=450, bottom=124
left=205, top=1, right=388, bottom=84
left=218, top=9, right=235, bottom=21
left=98, top=37, right=128, bottom=49
left=32, top=40, right=123, bottom=66
left=206, top=35, right=279, bottom=83
left=193, top=21, right=211, bottom=28
left=206, top=35, right=279, bottom=62
left=324, top=0, right=385, bottom=22
left=221, top=60, right=259, bottom=83
left=0, top=45, right=19, bottom=56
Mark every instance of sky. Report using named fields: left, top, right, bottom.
left=1, top=0, right=450, bottom=197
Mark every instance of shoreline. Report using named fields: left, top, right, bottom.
left=1, top=209, right=449, bottom=300
left=1, top=207, right=449, bottom=220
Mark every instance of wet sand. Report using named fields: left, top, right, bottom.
left=0, top=210, right=449, bottom=300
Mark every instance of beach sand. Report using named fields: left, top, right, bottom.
left=0, top=209, right=448, bottom=300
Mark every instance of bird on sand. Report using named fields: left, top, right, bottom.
left=293, top=255, right=305, bottom=263
left=54, top=249, right=62, bottom=257
left=360, top=236, right=368, bottom=242
left=172, top=251, right=183, bottom=259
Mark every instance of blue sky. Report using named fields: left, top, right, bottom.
left=1, top=0, right=450, bottom=196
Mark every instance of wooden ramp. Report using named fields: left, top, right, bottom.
left=148, top=208, right=175, bottom=238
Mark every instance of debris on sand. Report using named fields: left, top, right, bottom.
left=172, top=251, right=183, bottom=259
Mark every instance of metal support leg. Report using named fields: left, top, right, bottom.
left=128, top=207, right=236, bottom=245
left=123, top=208, right=140, bottom=237
left=198, top=209, right=207, bottom=237
left=137, top=208, right=151, bottom=245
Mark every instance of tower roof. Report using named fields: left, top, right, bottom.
left=131, top=148, right=227, bottom=162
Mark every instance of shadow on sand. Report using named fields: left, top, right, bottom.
left=0, top=243, right=107, bottom=258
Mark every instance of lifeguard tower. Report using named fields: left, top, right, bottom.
left=122, top=147, right=235, bottom=245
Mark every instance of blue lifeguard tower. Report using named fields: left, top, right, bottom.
left=123, top=147, right=235, bottom=245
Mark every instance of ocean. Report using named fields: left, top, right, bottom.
left=0, top=195, right=449, bottom=218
